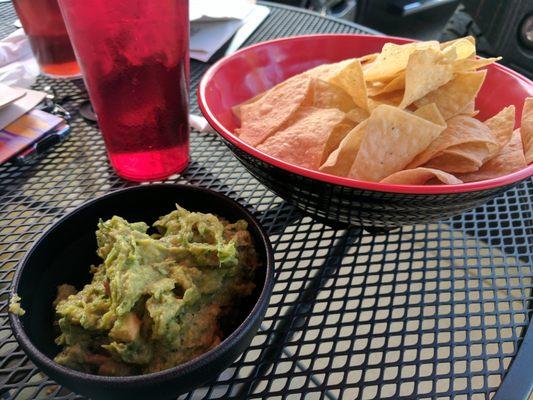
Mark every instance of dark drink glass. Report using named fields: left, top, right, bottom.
left=13, top=0, right=80, bottom=78
left=57, top=0, right=190, bottom=181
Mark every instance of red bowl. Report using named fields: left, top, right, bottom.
left=198, top=34, right=533, bottom=230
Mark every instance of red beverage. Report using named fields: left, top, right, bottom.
left=57, top=0, right=190, bottom=181
left=13, top=0, right=80, bottom=78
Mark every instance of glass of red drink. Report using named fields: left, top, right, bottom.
left=57, top=0, right=190, bottom=181
left=13, top=0, right=80, bottom=78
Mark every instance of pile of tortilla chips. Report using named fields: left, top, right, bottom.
left=234, top=37, right=533, bottom=185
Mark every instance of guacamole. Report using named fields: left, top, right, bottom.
left=9, top=293, right=25, bottom=316
left=53, top=205, right=258, bottom=376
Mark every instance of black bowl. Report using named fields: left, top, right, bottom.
left=9, top=184, right=274, bottom=400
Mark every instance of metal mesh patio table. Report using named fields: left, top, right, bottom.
left=0, top=2, right=531, bottom=399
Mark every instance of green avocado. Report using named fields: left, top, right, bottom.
left=54, top=205, right=258, bottom=376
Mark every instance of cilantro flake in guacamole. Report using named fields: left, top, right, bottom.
left=53, top=205, right=258, bottom=376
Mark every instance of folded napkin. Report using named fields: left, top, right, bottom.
left=0, top=29, right=39, bottom=88
left=190, top=0, right=269, bottom=62
left=190, top=114, right=215, bottom=133
left=190, top=0, right=256, bottom=22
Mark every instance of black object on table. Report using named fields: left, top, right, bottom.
left=0, top=1, right=532, bottom=399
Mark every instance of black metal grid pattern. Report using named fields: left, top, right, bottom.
left=1, top=2, right=532, bottom=399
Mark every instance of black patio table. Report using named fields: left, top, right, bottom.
left=0, top=2, right=532, bottom=399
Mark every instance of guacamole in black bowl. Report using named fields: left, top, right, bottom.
left=54, top=206, right=259, bottom=376
left=9, top=184, right=273, bottom=400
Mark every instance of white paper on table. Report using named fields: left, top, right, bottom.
left=0, top=83, right=26, bottom=109
left=189, top=113, right=214, bottom=133
left=190, top=0, right=256, bottom=22
left=190, top=4, right=270, bottom=62
left=0, top=29, right=39, bottom=88
left=0, top=87, right=46, bottom=130
left=223, top=4, right=270, bottom=56
left=190, top=19, right=244, bottom=60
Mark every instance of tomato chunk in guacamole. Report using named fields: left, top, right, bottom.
left=53, top=205, right=258, bottom=376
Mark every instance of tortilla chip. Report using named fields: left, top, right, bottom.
left=367, top=80, right=385, bottom=90
left=256, top=107, right=346, bottom=170
left=349, top=105, right=445, bottom=182
left=345, top=108, right=370, bottom=124
left=321, top=121, right=357, bottom=164
left=359, top=53, right=378, bottom=64
left=368, top=90, right=404, bottom=110
left=407, top=114, right=499, bottom=168
left=367, top=73, right=405, bottom=97
left=414, top=70, right=486, bottom=119
left=453, top=57, right=501, bottom=72
left=232, top=91, right=266, bottom=120
left=235, top=72, right=317, bottom=120
left=414, top=103, right=446, bottom=126
left=440, top=36, right=475, bottom=50
left=440, top=37, right=476, bottom=61
left=306, top=58, right=356, bottom=79
left=424, top=155, right=480, bottom=173
left=307, top=58, right=368, bottom=111
left=320, top=120, right=368, bottom=176
left=311, top=78, right=356, bottom=112
left=448, top=142, right=495, bottom=163
left=459, top=129, right=527, bottom=182
left=239, top=74, right=313, bottom=146
left=364, top=41, right=440, bottom=82
left=460, top=100, right=478, bottom=117
left=328, top=60, right=368, bottom=111
left=423, top=143, right=489, bottom=173
left=521, top=97, right=533, bottom=163
left=484, top=106, right=515, bottom=149
left=399, top=49, right=454, bottom=109
left=380, top=167, right=462, bottom=184
left=305, top=61, right=341, bottom=78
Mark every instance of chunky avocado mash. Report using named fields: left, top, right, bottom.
left=54, top=205, right=258, bottom=376
left=9, top=293, right=25, bottom=316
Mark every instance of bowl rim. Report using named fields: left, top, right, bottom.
left=8, top=183, right=274, bottom=385
left=197, top=33, right=533, bottom=195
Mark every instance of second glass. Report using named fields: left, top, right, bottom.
left=13, top=0, right=80, bottom=78
left=57, top=0, right=190, bottom=181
